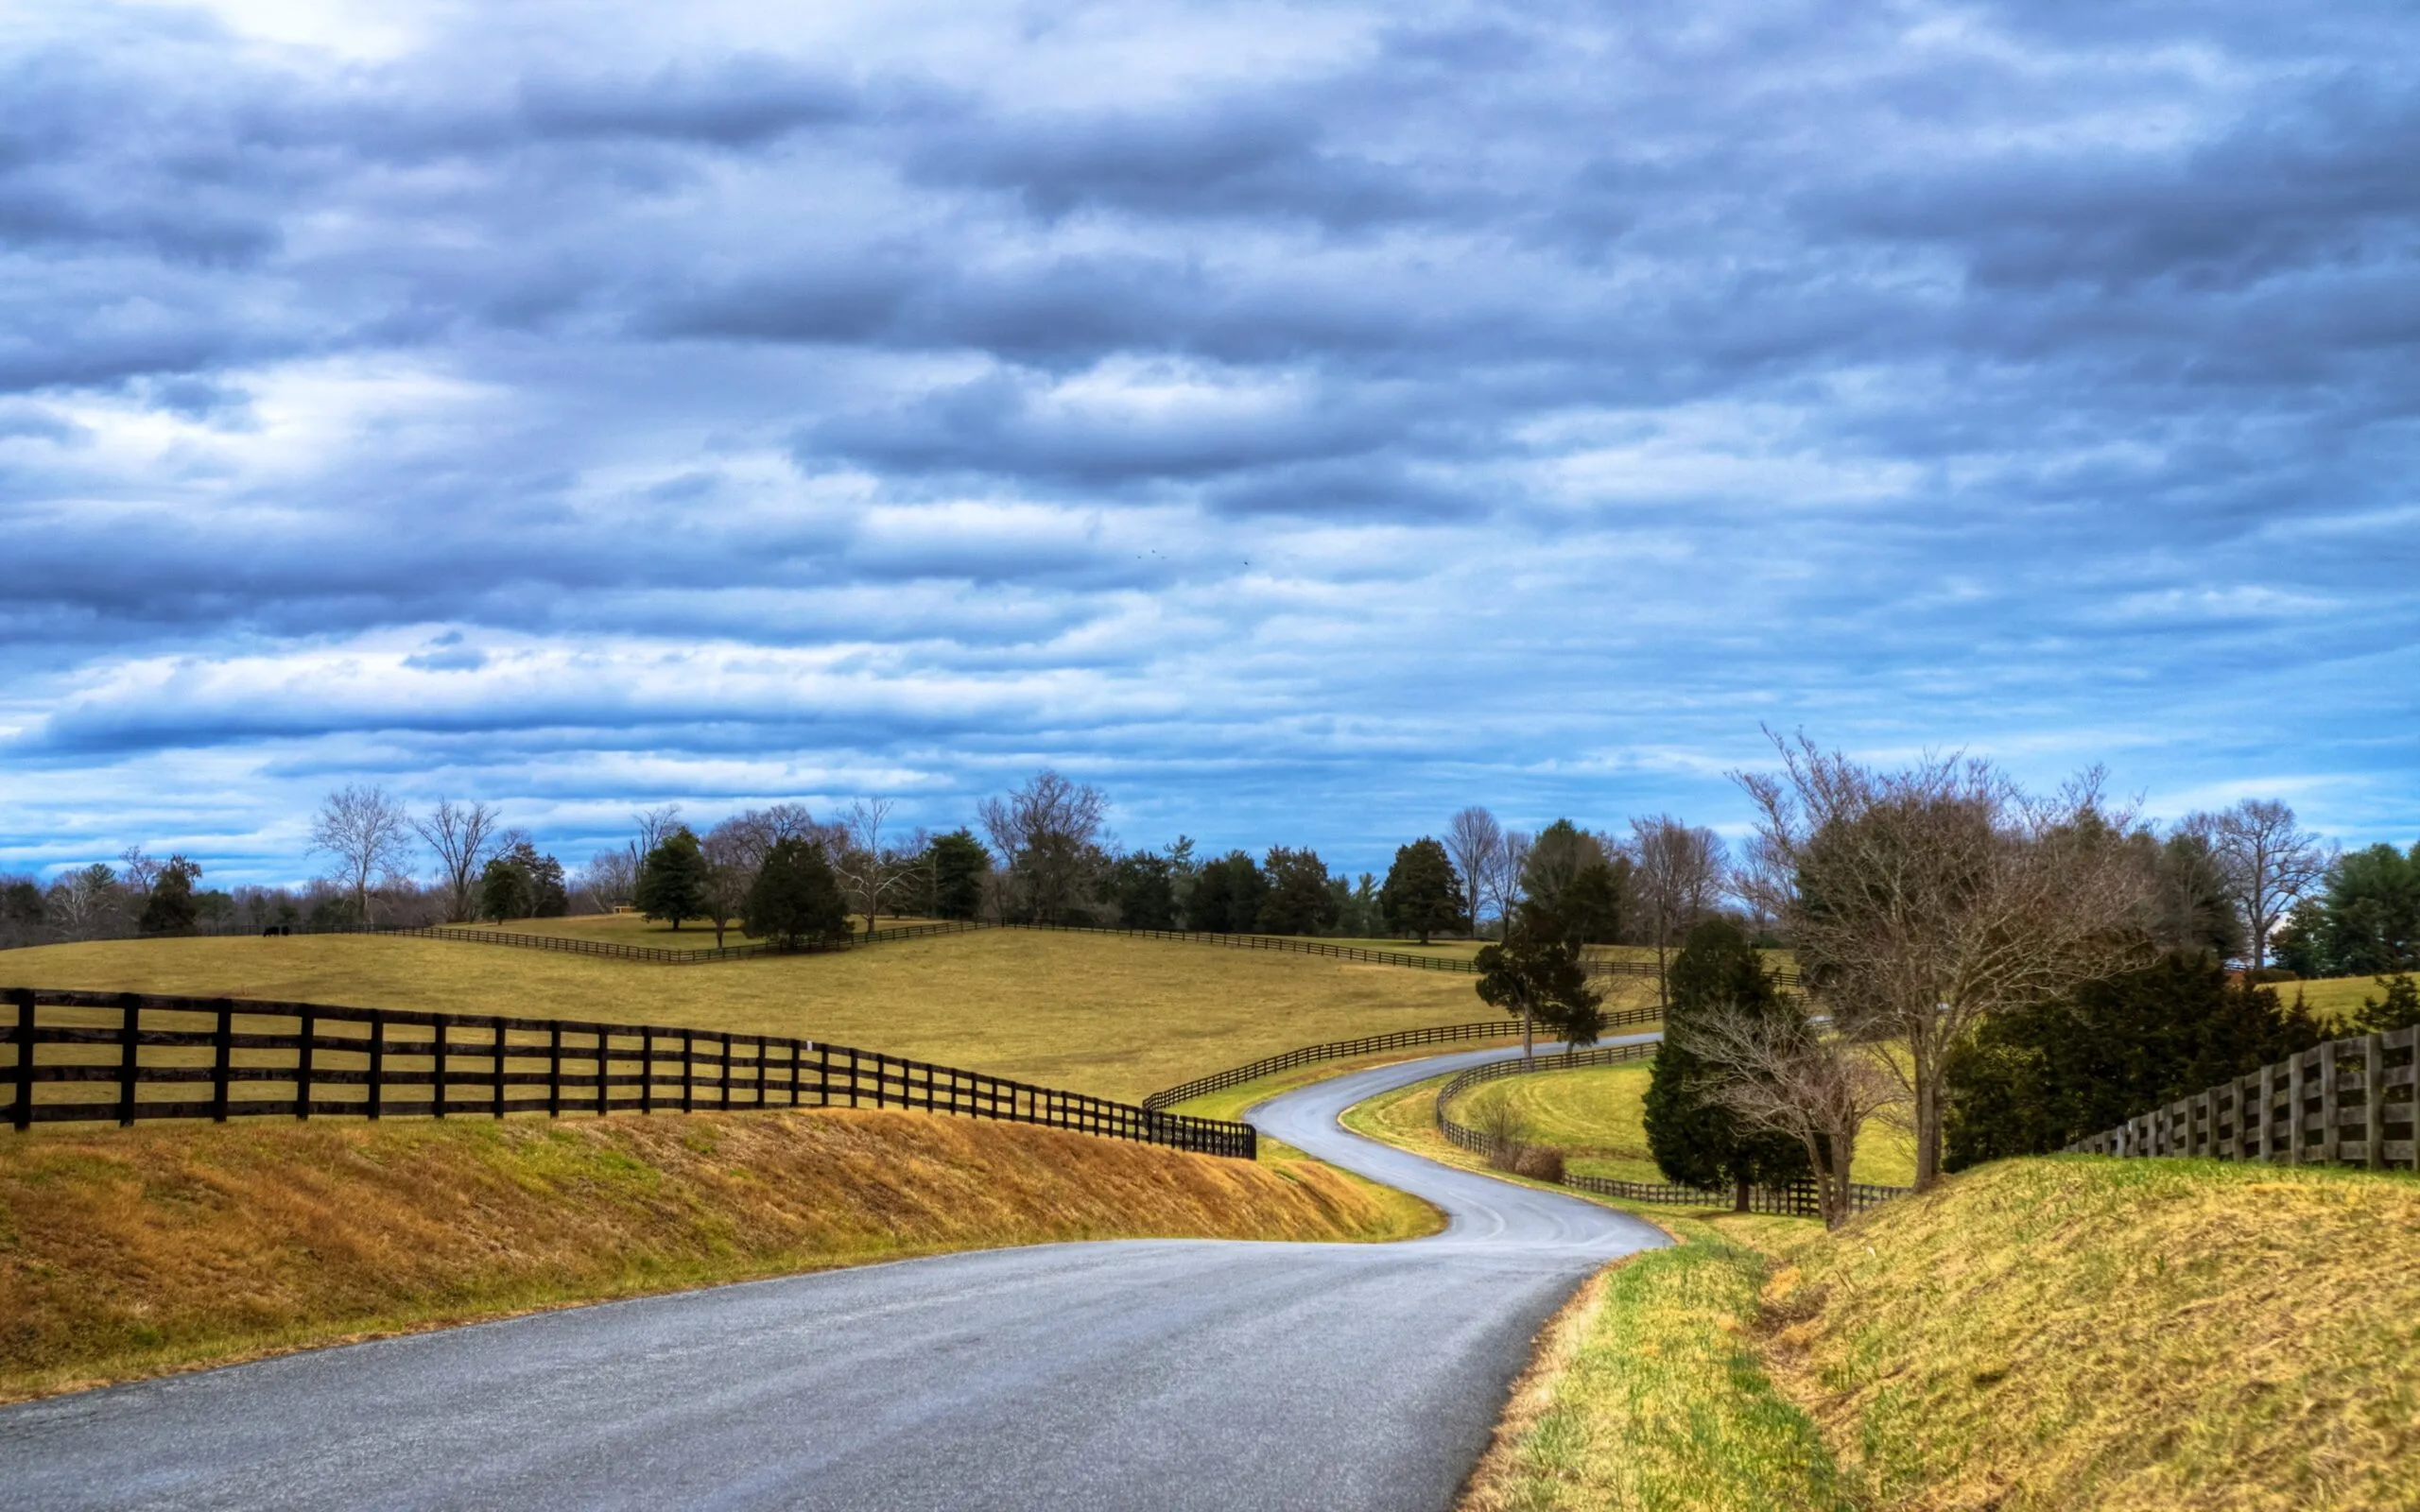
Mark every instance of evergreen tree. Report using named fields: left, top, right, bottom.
left=1641, top=918, right=1810, bottom=1208
left=477, top=854, right=535, bottom=922
left=1475, top=902, right=1603, bottom=1055
left=1102, top=850, right=1178, bottom=929
left=1259, top=847, right=1338, bottom=936
left=1187, top=850, right=1266, bottom=932
left=137, top=855, right=203, bottom=936
left=634, top=828, right=708, bottom=929
left=1380, top=837, right=1461, bottom=944
left=1944, top=953, right=2325, bottom=1168
left=925, top=830, right=990, bottom=920
left=744, top=836, right=851, bottom=950
left=2353, top=973, right=2420, bottom=1033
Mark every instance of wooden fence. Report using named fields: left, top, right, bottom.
left=1140, top=1005, right=1666, bottom=1110
left=0, top=988, right=1253, bottom=1160
left=1433, top=1040, right=1907, bottom=1219
left=2066, top=1023, right=2419, bottom=1170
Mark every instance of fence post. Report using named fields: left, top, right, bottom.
left=719, top=1036, right=732, bottom=1111
left=492, top=1021, right=506, bottom=1120
left=297, top=1006, right=314, bottom=1122
left=2321, top=1041, right=2341, bottom=1164
left=549, top=1024, right=562, bottom=1118
left=118, top=992, right=142, bottom=1127
left=433, top=1018, right=449, bottom=1118
left=757, top=1036, right=769, bottom=1108
left=369, top=1011, right=385, bottom=1121
left=11, top=988, right=35, bottom=1132
left=2287, top=1052, right=2305, bottom=1165
left=789, top=1040, right=802, bottom=1107
left=682, top=1033, right=695, bottom=1113
left=211, top=999, right=233, bottom=1122
left=641, top=1032, right=654, bottom=1114
left=596, top=1030, right=610, bottom=1116
left=2257, top=1063, right=2273, bottom=1160
left=2364, top=1034, right=2384, bottom=1170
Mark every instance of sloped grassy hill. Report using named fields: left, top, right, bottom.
left=1764, top=1156, right=2420, bottom=1510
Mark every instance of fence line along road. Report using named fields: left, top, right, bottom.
left=1140, top=1004, right=1667, bottom=1110
left=1433, top=1040, right=1907, bottom=1220
left=2066, top=1022, right=2419, bottom=1171
left=0, top=987, right=1254, bottom=1160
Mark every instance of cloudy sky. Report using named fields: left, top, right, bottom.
left=2, top=0, right=2415, bottom=885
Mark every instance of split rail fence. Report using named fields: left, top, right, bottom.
left=0, top=987, right=1254, bottom=1160
left=1434, top=1040, right=1907, bottom=1219
left=2066, top=1023, right=2418, bottom=1171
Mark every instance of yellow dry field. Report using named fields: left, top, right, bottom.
left=0, top=1107, right=1429, bottom=1404
left=0, top=929, right=1528, bottom=1102
left=1451, top=1060, right=1919, bottom=1187
left=1762, top=1156, right=2420, bottom=1511
left=2282, top=972, right=2408, bottom=1025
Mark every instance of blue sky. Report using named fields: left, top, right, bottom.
left=1, top=0, right=2415, bottom=885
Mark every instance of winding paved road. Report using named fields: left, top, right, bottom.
left=0, top=1035, right=1665, bottom=1512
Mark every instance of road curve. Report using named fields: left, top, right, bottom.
left=0, top=1036, right=1665, bottom=1512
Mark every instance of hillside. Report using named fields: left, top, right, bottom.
left=1762, top=1156, right=2420, bottom=1510
left=0, top=1107, right=1435, bottom=1404
left=0, top=929, right=1627, bottom=1101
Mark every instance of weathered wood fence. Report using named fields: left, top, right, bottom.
left=1434, top=1040, right=1908, bottom=1219
left=2066, top=1023, right=2419, bottom=1170
left=1139, top=1004, right=1666, bottom=1110
left=0, top=988, right=1254, bottom=1160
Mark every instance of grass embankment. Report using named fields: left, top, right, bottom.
left=4, top=930, right=1650, bottom=1103
left=0, top=1107, right=1430, bottom=1404
left=1765, top=1157, right=2420, bottom=1510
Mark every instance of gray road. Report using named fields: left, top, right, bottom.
left=0, top=1036, right=1665, bottom=1512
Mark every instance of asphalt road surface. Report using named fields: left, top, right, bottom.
left=0, top=1035, right=1667, bottom=1512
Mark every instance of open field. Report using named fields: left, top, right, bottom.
left=0, top=1106, right=1429, bottom=1404
left=2279, top=972, right=2409, bottom=1025
left=0, top=930, right=1660, bottom=1103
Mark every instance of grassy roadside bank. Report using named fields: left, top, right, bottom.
left=0, top=1107, right=1429, bottom=1404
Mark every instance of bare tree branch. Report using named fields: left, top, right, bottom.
left=412, top=799, right=503, bottom=923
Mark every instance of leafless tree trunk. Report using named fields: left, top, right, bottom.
left=1482, top=830, right=1531, bottom=941
left=1675, top=1005, right=1903, bottom=1228
left=412, top=799, right=502, bottom=922
left=977, top=771, right=1108, bottom=924
left=579, top=849, right=638, bottom=911
left=1443, top=806, right=1503, bottom=937
left=309, top=784, right=415, bottom=927
left=2183, top=799, right=2333, bottom=973
left=1627, top=816, right=1727, bottom=1008
left=699, top=819, right=758, bottom=948
left=836, top=798, right=920, bottom=936
left=1734, top=734, right=2155, bottom=1193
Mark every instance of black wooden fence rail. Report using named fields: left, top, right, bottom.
left=1139, top=1004, right=1667, bottom=1110
left=0, top=988, right=1254, bottom=1160
left=1433, top=1040, right=1908, bottom=1219
left=2065, top=1022, right=2419, bottom=1171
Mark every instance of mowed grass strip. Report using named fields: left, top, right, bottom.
left=0, top=1108, right=1428, bottom=1404
left=1762, top=1156, right=2420, bottom=1511
left=2, top=929, right=1499, bottom=1103
left=1454, top=1061, right=1918, bottom=1188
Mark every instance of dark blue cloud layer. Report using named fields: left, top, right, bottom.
left=0, top=0, right=2415, bottom=882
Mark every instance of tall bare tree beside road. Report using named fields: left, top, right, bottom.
left=309, top=784, right=414, bottom=926
left=1675, top=1005, right=1901, bottom=1228
left=1736, top=734, right=2153, bottom=1192
left=2184, top=799, right=2333, bottom=973
left=414, top=799, right=502, bottom=922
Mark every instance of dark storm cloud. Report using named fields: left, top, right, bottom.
left=1, top=0, right=2415, bottom=882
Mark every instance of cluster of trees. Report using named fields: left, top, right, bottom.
left=2275, top=839, right=2420, bottom=981
left=1623, top=739, right=2374, bottom=1228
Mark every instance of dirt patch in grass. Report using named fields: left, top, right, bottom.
left=0, top=1108, right=1424, bottom=1403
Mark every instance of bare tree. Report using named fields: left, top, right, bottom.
left=699, top=819, right=760, bottom=948
left=1677, top=1005, right=1903, bottom=1228
left=579, top=849, right=638, bottom=911
left=1482, top=830, right=1531, bottom=940
left=833, top=798, right=922, bottom=936
left=977, top=771, right=1109, bottom=924
left=413, top=799, right=503, bottom=923
left=633, top=805, right=683, bottom=856
left=309, top=784, right=416, bottom=926
left=2183, top=799, right=2333, bottom=973
left=1627, top=815, right=1729, bottom=1007
left=115, top=846, right=162, bottom=898
left=1443, top=806, right=1503, bottom=937
left=1735, top=734, right=2154, bottom=1192
left=46, top=864, right=121, bottom=941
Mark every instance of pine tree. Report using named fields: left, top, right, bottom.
left=634, top=829, right=708, bottom=929
left=138, top=855, right=203, bottom=936
left=1380, top=837, right=1461, bottom=944
left=1642, top=918, right=1810, bottom=1209
left=744, top=837, right=851, bottom=950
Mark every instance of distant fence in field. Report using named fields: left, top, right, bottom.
left=16, top=915, right=1801, bottom=988
left=0, top=987, right=1254, bottom=1160
left=2066, top=1023, right=2419, bottom=1171
left=1433, top=1040, right=1907, bottom=1219
left=1140, top=1005, right=1665, bottom=1110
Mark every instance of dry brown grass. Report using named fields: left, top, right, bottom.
left=1761, top=1157, right=2420, bottom=1511
left=0, top=929, right=1518, bottom=1101
left=0, top=1107, right=1425, bottom=1404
